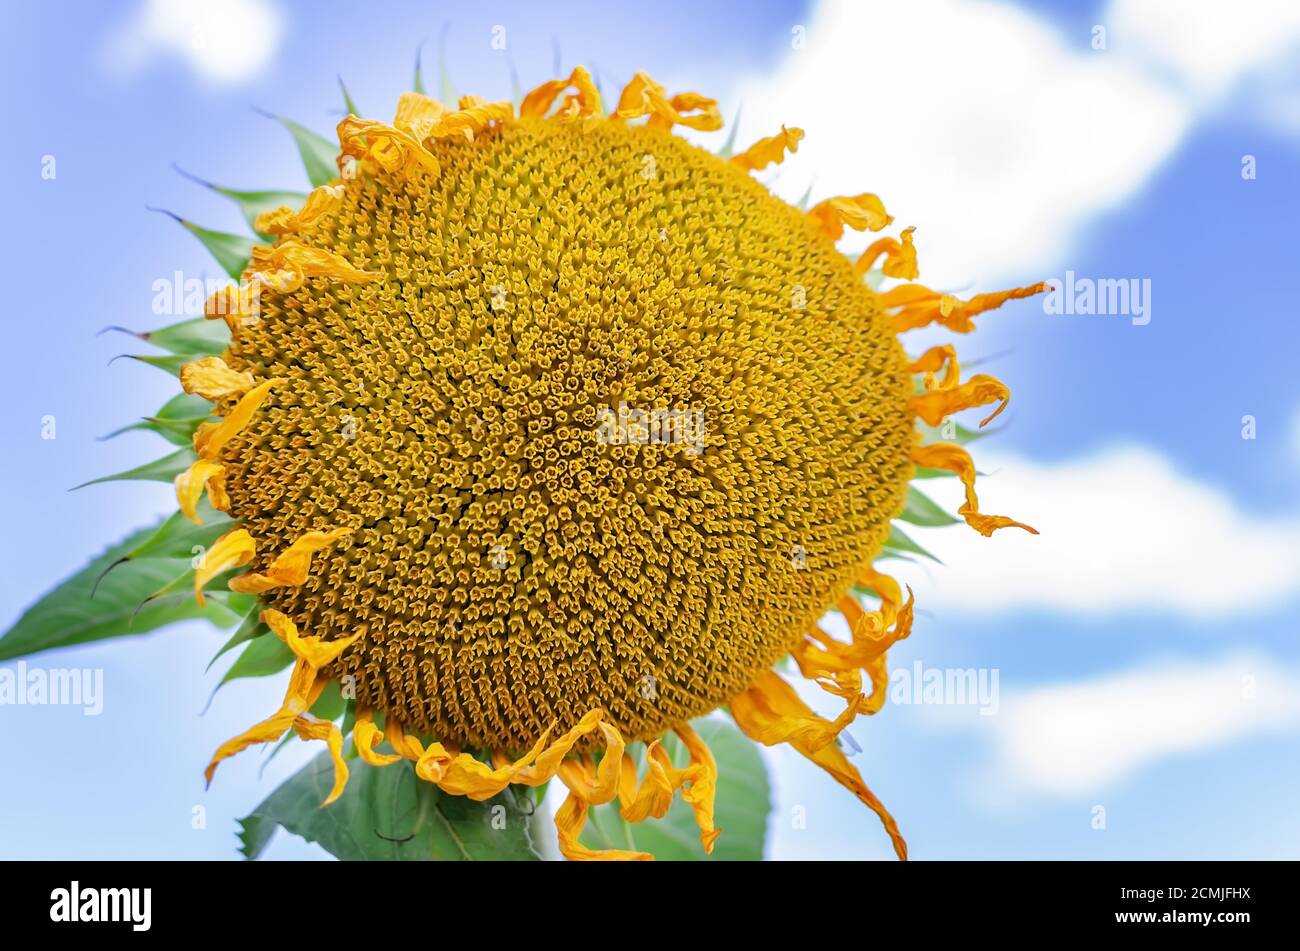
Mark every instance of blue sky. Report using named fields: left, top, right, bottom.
left=2, top=0, right=1298, bottom=860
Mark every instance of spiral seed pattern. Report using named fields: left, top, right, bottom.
left=216, top=116, right=915, bottom=751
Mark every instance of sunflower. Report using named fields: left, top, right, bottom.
left=31, top=66, right=1046, bottom=861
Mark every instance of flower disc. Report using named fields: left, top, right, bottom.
left=217, top=116, right=915, bottom=751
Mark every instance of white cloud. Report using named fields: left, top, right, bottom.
left=1108, top=0, right=1300, bottom=100
left=894, top=446, right=1300, bottom=618
left=730, top=0, right=1300, bottom=288
left=946, top=653, right=1300, bottom=797
left=103, top=0, right=282, bottom=85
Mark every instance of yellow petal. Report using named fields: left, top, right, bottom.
left=729, top=670, right=861, bottom=752
left=520, top=66, right=603, bottom=120
left=415, top=709, right=606, bottom=799
left=731, top=125, right=804, bottom=172
left=857, top=226, right=918, bottom=279
left=911, top=373, right=1010, bottom=428
left=355, top=706, right=401, bottom=767
left=731, top=671, right=907, bottom=860
left=192, top=378, right=279, bottom=459
left=259, top=608, right=360, bottom=670
left=179, top=356, right=254, bottom=401
left=555, top=789, right=653, bottom=861
left=254, top=183, right=345, bottom=236
left=338, top=114, right=440, bottom=179
left=174, top=459, right=225, bottom=524
left=807, top=193, right=892, bottom=240
left=193, top=528, right=255, bottom=607
left=227, top=527, right=353, bottom=595
left=617, top=742, right=678, bottom=822
left=426, top=100, right=514, bottom=142
left=912, top=442, right=1038, bottom=536
left=384, top=717, right=426, bottom=761
left=611, top=72, right=722, bottom=131
left=393, top=91, right=448, bottom=140
left=292, top=715, right=349, bottom=806
left=555, top=722, right=625, bottom=805
left=674, top=723, right=721, bottom=854
left=909, top=344, right=960, bottom=390
left=887, top=281, right=1049, bottom=334
left=246, top=240, right=380, bottom=296
left=204, top=659, right=325, bottom=786
left=204, top=283, right=261, bottom=332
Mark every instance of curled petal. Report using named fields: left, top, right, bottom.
left=259, top=607, right=360, bottom=670
left=392, top=91, right=448, bottom=140
left=384, top=717, right=426, bottom=761
left=255, top=183, right=345, bottom=236
left=731, top=671, right=907, bottom=860
left=292, top=715, right=349, bottom=806
left=415, top=709, right=606, bottom=799
left=204, top=283, right=261, bottom=332
left=338, top=114, right=440, bottom=178
left=886, top=281, right=1049, bottom=334
left=857, top=226, right=918, bottom=279
left=520, top=66, right=603, bottom=120
left=912, top=373, right=1010, bottom=428
left=611, top=72, right=722, bottom=131
left=555, top=722, right=625, bottom=805
left=555, top=790, right=653, bottom=861
left=174, top=459, right=225, bottom=524
left=193, top=528, right=255, bottom=607
left=354, top=706, right=401, bottom=766
left=912, top=442, right=1038, bottom=536
left=192, top=378, right=278, bottom=459
left=246, top=240, right=381, bottom=296
left=180, top=356, right=254, bottom=401
left=729, top=670, right=861, bottom=753
left=426, top=100, right=514, bottom=142
left=617, top=743, right=678, bottom=822
left=808, top=193, right=892, bottom=240
left=909, top=344, right=960, bottom=390
left=204, top=659, right=325, bottom=786
left=731, top=125, right=804, bottom=172
left=228, top=527, right=353, bottom=595
left=675, top=723, right=721, bottom=853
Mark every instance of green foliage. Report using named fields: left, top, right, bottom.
left=238, top=755, right=543, bottom=860
left=0, top=521, right=245, bottom=662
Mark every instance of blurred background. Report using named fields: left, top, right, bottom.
left=1, top=0, right=1298, bottom=859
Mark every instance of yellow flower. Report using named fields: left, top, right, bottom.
left=183, top=66, right=1044, bottom=860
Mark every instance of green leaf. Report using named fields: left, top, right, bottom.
left=145, top=317, right=232, bottom=357
left=207, top=606, right=265, bottom=672
left=219, top=631, right=295, bottom=686
left=898, top=484, right=958, bottom=527
left=581, top=717, right=770, bottom=860
left=266, top=112, right=339, bottom=188
left=101, top=392, right=214, bottom=447
left=126, top=502, right=231, bottom=561
left=717, top=103, right=743, bottom=158
left=0, top=522, right=244, bottom=662
left=916, top=418, right=990, bottom=446
left=237, top=754, right=543, bottom=860
left=881, top=523, right=942, bottom=564
left=174, top=165, right=304, bottom=239
left=181, top=219, right=255, bottom=279
left=338, top=76, right=359, bottom=117
left=73, top=447, right=196, bottom=489
left=111, top=352, right=189, bottom=376
left=412, top=44, right=426, bottom=95
left=912, top=465, right=957, bottom=480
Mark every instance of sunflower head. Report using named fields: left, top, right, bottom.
left=174, top=67, right=1044, bottom=860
